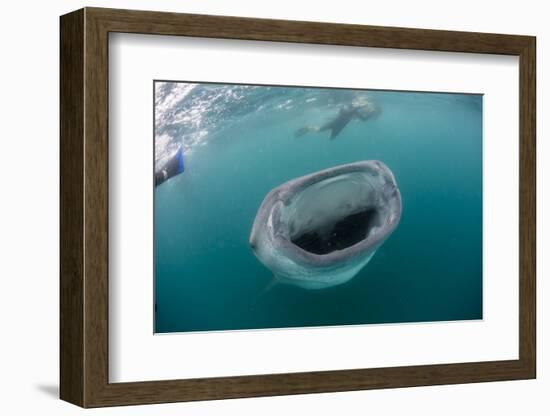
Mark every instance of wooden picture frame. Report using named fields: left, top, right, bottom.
left=60, top=7, right=536, bottom=408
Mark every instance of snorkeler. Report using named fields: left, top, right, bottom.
left=295, top=98, right=381, bottom=140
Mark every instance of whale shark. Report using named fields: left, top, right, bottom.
left=249, top=161, right=402, bottom=289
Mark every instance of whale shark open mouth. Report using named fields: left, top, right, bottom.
left=250, top=161, right=402, bottom=289
left=291, top=207, right=378, bottom=255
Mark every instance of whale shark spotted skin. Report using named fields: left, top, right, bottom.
left=249, top=161, right=402, bottom=289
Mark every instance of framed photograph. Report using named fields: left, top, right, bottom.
left=60, top=7, right=536, bottom=408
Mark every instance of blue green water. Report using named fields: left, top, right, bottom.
left=154, top=82, right=482, bottom=333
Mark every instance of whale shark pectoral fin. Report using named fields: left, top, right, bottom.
left=263, top=276, right=279, bottom=294
left=249, top=276, right=279, bottom=310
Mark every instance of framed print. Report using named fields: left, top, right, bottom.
left=60, top=7, right=536, bottom=408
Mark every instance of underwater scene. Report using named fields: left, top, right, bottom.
left=154, top=81, right=483, bottom=333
